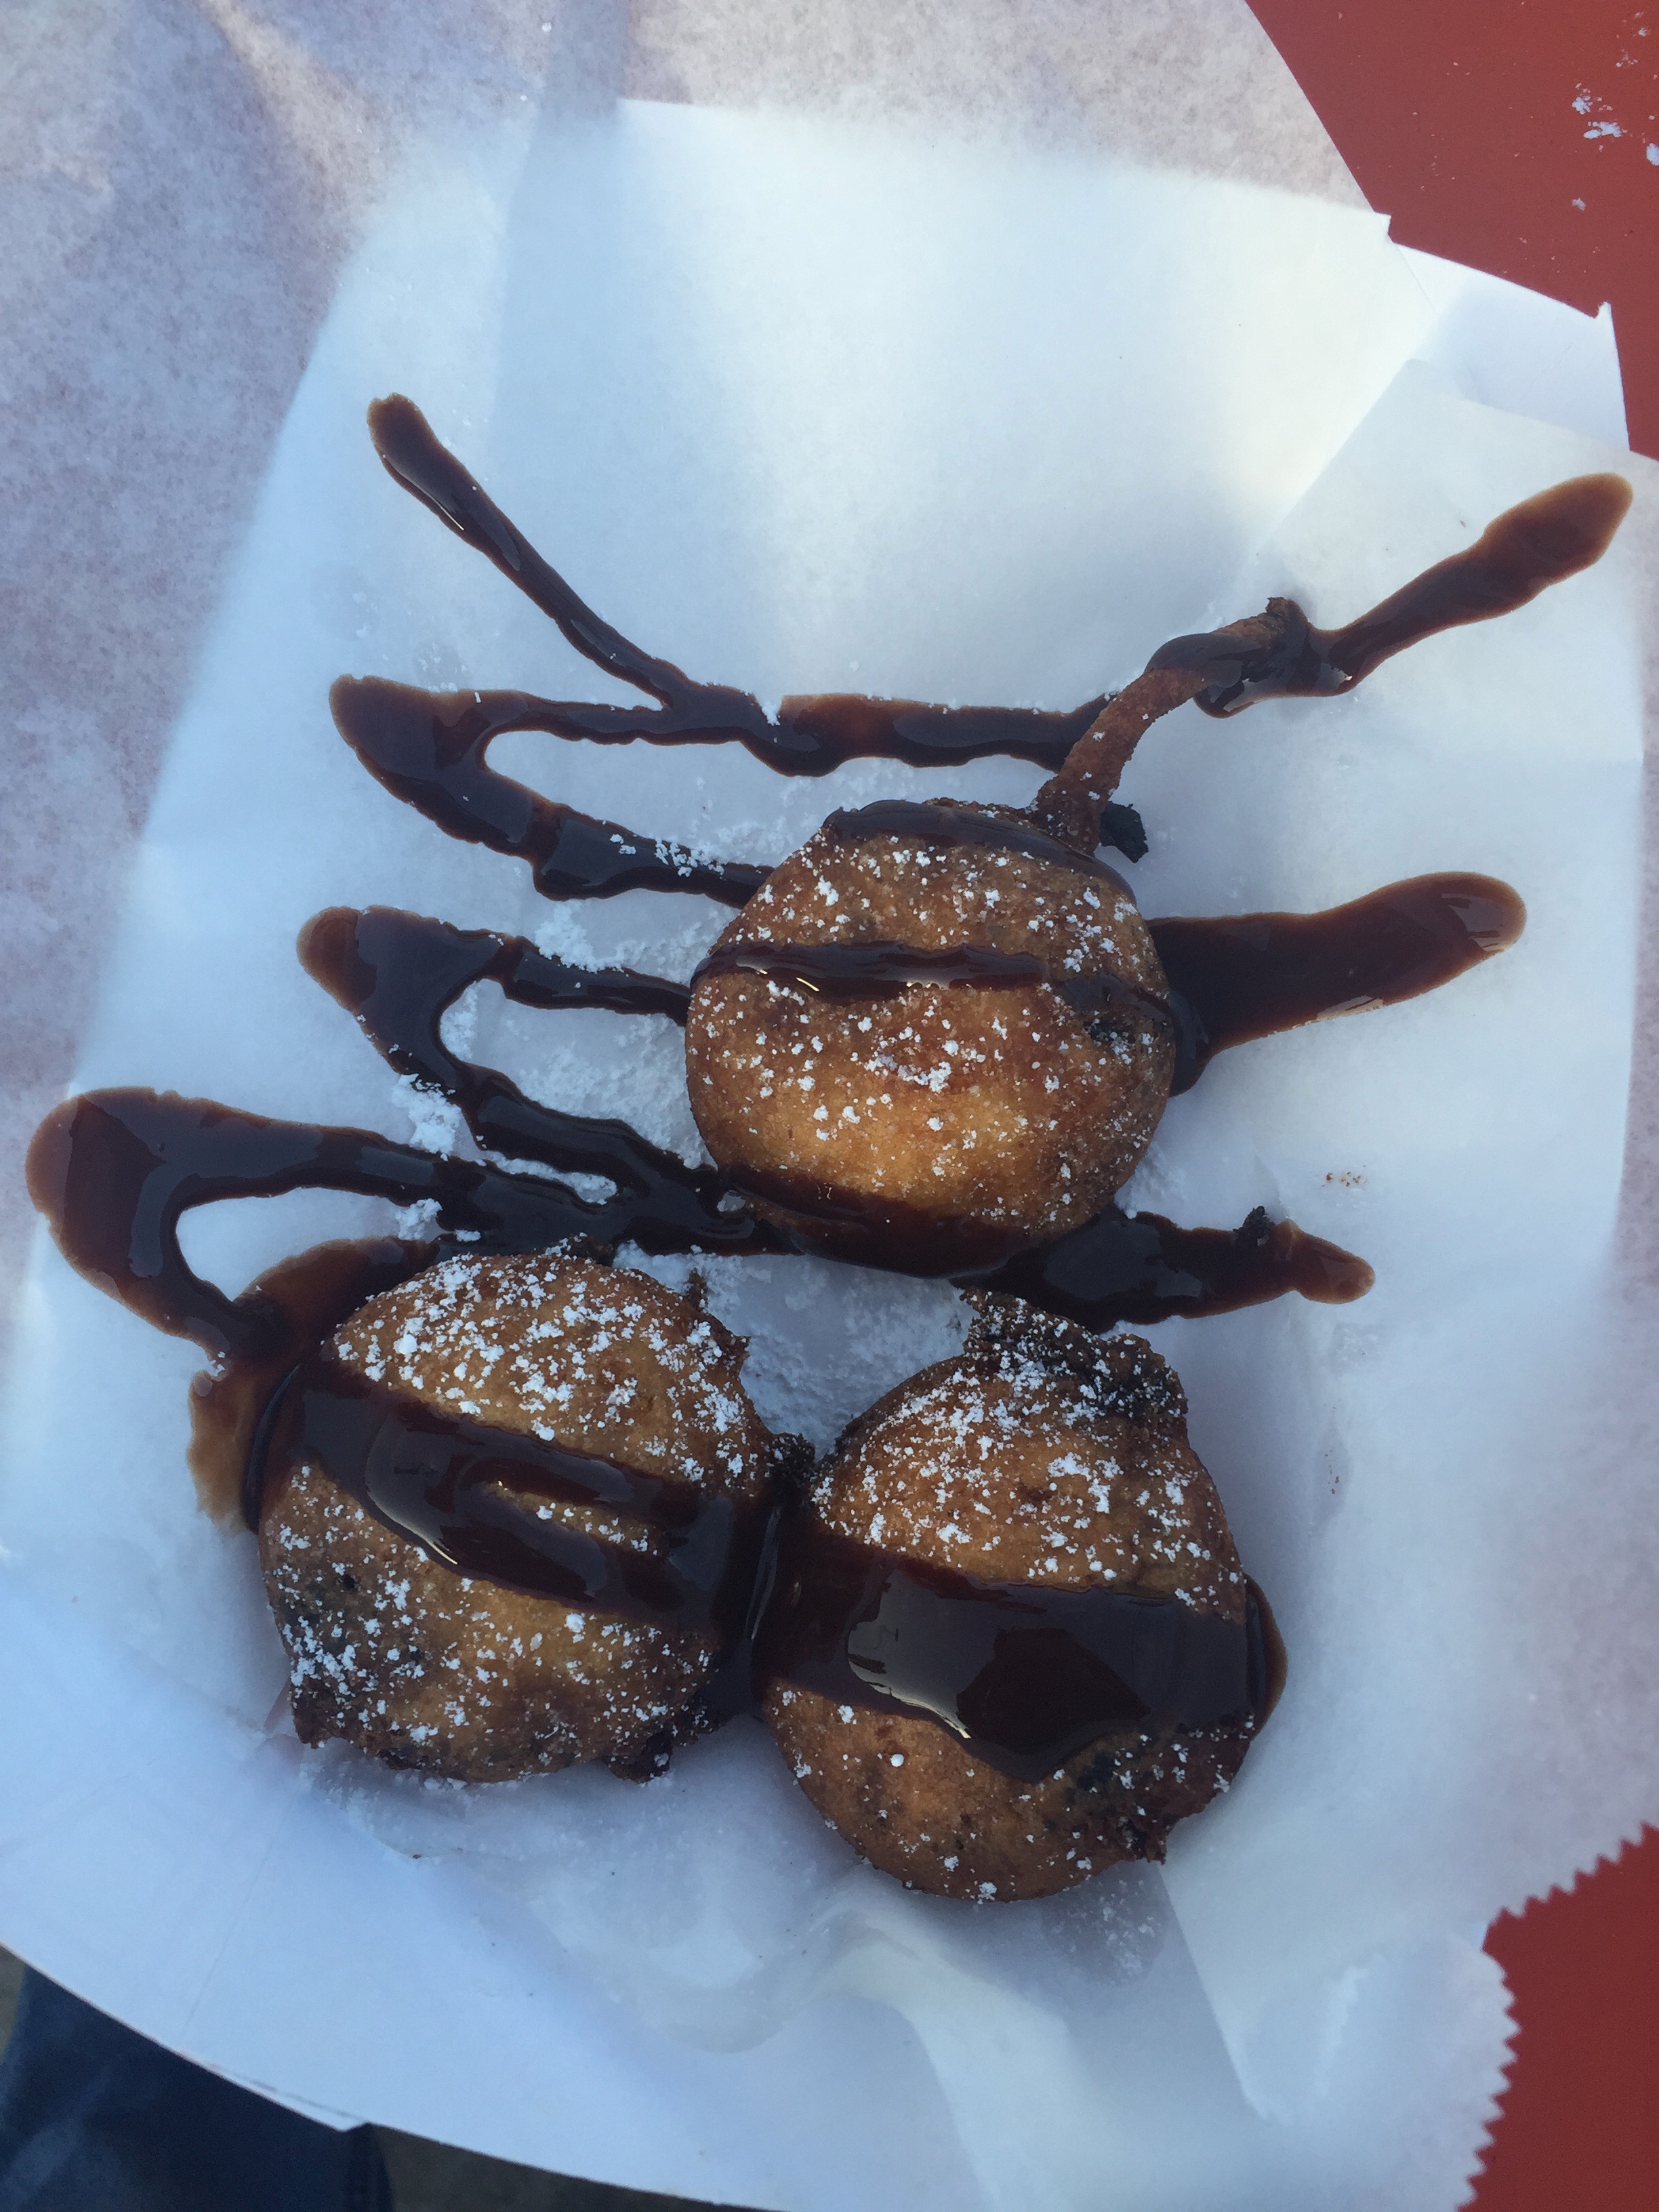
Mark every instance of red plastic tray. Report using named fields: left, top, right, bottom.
left=1248, top=4, right=1659, bottom=2201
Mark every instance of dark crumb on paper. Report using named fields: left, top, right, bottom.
left=1099, top=800, right=1149, bottom=861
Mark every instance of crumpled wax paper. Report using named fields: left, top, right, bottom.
left=3, top=7, right=1657, bottom=2211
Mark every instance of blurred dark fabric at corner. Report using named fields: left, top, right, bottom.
left=0, top=1968, right=392, bottom=2212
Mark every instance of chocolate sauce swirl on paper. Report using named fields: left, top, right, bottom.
left=977, top=1202, right=1370, bottom=1324
left=1153, top=872, right=1528, bottom=1090
left=824, top=799, right=1130, bottom=884
left=757, top=1519, right=1282, bottom=1780
left=303, top=903, right=691, bottom=1033
left=1148, top=474, right=1633, bottom=716
left=361, top=394, right=1108, bottom=787
left=359, top=405, right=1630, bottom=888
left=28, top=1091, right=543, bottom=1365
left=331, top=678, right=773, bottom=907
left=291, top=905, right=1373, bottom=1294
left=298, top=905, right=724, bottom=1216
left=24, top=1086, right=772, bottom=1378
left=33, top=405, right=1614, bottom=1641
left=28, top=1086, right=1370, bottom=1386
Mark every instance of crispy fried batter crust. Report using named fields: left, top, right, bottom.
left=685, top=815, right=1174, bottom=1252
left=763, top=1296, right=1256, bottom=1899
left=259, top=1251, right=775, bottom=1780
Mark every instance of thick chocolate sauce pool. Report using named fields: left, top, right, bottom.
left=756, top=1519, right=1284, bottom=1781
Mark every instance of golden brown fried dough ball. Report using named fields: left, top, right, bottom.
left=259, top=1249, right=779, bottom=1781
left=684, top=807, right=1174, bottom=1270
left=761, top=1294, right=1267, bottom=1900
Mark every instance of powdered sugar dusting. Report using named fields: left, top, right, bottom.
left=260, top=1250, right=776, bottom=1778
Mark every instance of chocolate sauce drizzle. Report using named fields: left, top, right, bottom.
left=977, top=1201, right=1370, bottom=1325
left=28, top=1080, right=1369, bottom=1386
left=353, top=393, right=1109, bottom=818
left=1148, top=473, right=1633, bottom=716
left=298, top=905, right=744, bottom=1238
left=692, top=936, right=1173, bottom=1046
left=24, top=1086, right=771, bottom=1378
left=356, top=403, right=1630, bottom=884
left=35, top=1077, right=1292, bottom=1772
left=30, top=399, right=1620, bottom=1757
left=40, top=377, right=1565, bottom=1536
left=268, top=1353, right=765, bottom=1631
left=221, top=1236, right=438, bottom=1530
left=756, top=1519, right=1281, bottom=1781
left=330, top=678, right=773, bottom=907
left=1153, top=872, right=1528, bottom=1091
left=287, top=902, right=1375, bottom=1298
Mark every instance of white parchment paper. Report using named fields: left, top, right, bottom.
left=3, top=8, right=1658, bottom=2211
